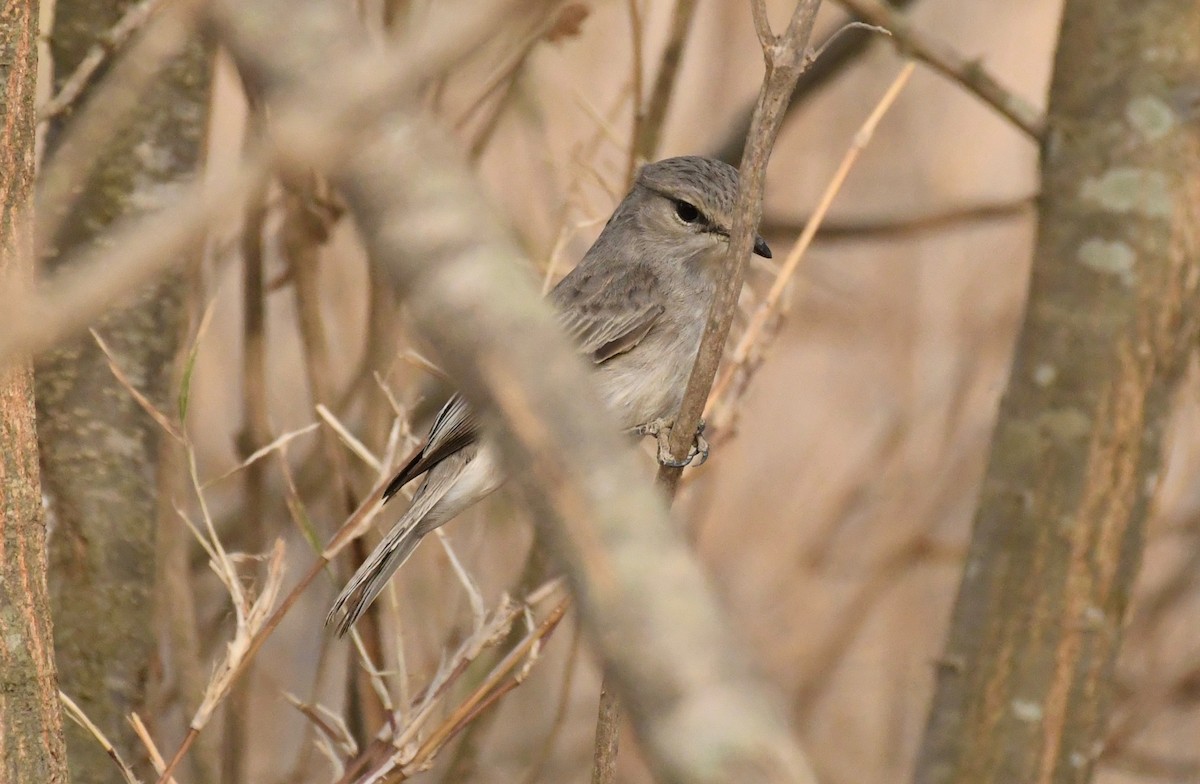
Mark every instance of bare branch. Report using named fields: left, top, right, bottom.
left=762, top=195, right=1033, bottom=240
left=657, top=0, right=822, bottom=490
left=709, top=0, right=919, bottom=164
left=832, top=0, right=1045, bottom=139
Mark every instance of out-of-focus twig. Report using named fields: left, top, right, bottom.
left=633, top=0, right=697, bottom=162
left=0, top=2, right=510, bottom=370
left=39, top=0, right=170, bottom=121
left=624, top=0, right=645, bottom=186
left=763, top=194, right=1034, bottom=241
left=832, top=0, right=1044, bottom=139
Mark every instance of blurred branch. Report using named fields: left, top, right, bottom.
left=710, top=0, right=918, bottom=164
left=0, top=0, right=502, bottom=369
left=763, top=194, right=1034, bottom=241
left=214, top=0, right=820, bottom=780
left=624, top=0, right=645, bottom=186
left=832, top=0, right=1044, bottom=139
left=39, top=0, right=168, bottom=121
left=633, top=0, right=697, bottom=162
left=914, top=0, right=1200, bottom=779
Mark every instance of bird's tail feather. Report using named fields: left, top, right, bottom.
left=326, top=480, right=449, bottom=636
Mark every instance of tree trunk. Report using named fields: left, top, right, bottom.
left=38, top=5, right=212, bottom=781
left=914, top=2, right=1200, bottom=783
left=1, top=1, right=71, bottom=781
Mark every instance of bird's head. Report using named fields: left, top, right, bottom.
left=629, top=156, right=772, bottom=270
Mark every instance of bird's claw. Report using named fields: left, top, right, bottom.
left=635, top=418, right=709, bottom=468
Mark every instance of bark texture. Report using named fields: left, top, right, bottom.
left=37, top=5, right=212, bottom=780
left=915, top=2, right=1200, bottom=783
left=0, top=0, right=71, bottom=781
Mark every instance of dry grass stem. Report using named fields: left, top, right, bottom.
left=708, top=61, right=917, bottom=426
left=364, top=598, right=571, bottom=784
left=128, top=712, right=174, bottom=783
left=90, top=328, right=184, bottom=442
left=202, top=422, right=321, bottom=488
left=317, top=404, right=384, bottom=473
left=58, top=691, right=142, bottom=784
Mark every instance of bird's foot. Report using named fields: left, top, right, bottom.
left=634, top=418, right=709, bottom=468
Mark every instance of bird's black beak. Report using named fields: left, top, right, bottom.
left=753, top=235, right=772, bottom=258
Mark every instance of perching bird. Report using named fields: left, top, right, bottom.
left=328, top=156, right=771, bottom=635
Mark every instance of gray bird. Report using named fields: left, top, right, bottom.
left=328, top=156, right=771, bottom=635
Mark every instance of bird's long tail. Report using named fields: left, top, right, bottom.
left=326, top=479, right=450, bottom=637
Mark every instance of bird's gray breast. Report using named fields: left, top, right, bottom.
left=596, top=284, right=709, bottom=430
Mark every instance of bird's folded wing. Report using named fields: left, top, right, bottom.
left=383, top=265, right=665, bottom=499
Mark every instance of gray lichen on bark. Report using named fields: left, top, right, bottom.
left=915, top=1, right=1200, bottom=782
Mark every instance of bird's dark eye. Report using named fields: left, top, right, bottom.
left=673, top=200, right=701, bottom=224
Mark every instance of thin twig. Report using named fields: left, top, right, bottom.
left=624, top=0, right=645, bottom=185
left=597, top=4, right=825, bottom=781
left=832, top=0, right=1045, bottom=139
left=590, top=681, right=622, bottom=784
left=710, top=0, right=919, bottom=164
left=59, top=691, right=143, bottom=784
left=39, top=0, right=170, bottom=120
left=763, top=194, right=1034, bottom=240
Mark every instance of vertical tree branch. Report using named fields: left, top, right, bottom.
left=658, top=0, right=823, bottom=491
left=38, top=5, right=213, bottom=780
left=0, top=0, right=70, bottom=779
left=914, top=1, right=1200, bottom=782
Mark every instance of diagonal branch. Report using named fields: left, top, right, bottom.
left=832, top=0, right=1044, bottom=139
left=212, top=0, right=819, bottom=781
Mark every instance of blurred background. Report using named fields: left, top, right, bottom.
left=31, top=0, right=1200, bottom=782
